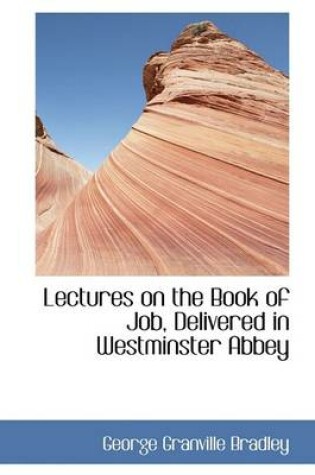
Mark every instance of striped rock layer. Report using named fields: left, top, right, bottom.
left=36, top=21, right=289, bottom=275
left=36, top=116, right=90, bottom=235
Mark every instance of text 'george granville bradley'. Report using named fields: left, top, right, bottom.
left=102, top=435, right=290, bottom=456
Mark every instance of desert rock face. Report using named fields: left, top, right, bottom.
left=36, top=21, right=289, bottom=275
left=36, top=116, right=90, bottom=235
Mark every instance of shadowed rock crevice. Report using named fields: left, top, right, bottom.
left=36, top=115, right=46, bottom=138
left=143, top=52, right=169, bottom=101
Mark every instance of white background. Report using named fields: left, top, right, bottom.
left=1, top=0, right=314, bottom=473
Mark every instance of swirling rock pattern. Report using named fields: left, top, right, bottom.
left=36, top=116, right=90, bottom=234
left=36, top=22, right=289, bottom=275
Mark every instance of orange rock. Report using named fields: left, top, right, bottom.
left=36, top=22, right=288, bottom=275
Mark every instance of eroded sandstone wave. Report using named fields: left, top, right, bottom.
left=36, top=21, right=289, bottom=275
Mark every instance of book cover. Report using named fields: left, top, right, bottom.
left=1, top=0, right=314, bottom=473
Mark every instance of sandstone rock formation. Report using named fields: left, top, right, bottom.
left=36, top=116, right=90, bottom=235
left=36, top=21, right=289, bottom=275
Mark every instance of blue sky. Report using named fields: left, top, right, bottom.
left=36, top=13, right=289, bottom=171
